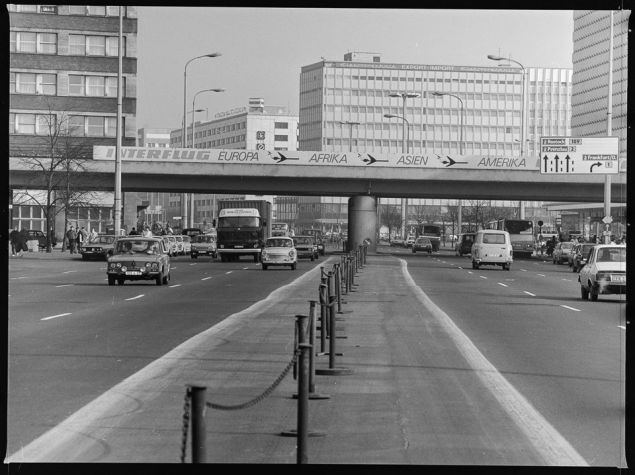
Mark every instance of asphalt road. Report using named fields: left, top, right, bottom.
left=7, top=245, right=626, bottom=465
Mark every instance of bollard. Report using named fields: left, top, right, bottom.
left=321, top=277, right=330, bottom=337
left=190, top=385, right=207, bottom=463
left=334, top=263, right=343, bottom=313
left=315, top=298, right=352, bottom=376
left=319, top=283, right=327, bottom=353
left=297, top=341, right=311, bottom=464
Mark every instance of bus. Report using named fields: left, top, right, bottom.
left=271, top=222, right=290, bottom=237
left=420, top=225, right=441, bottom=252
left=486, top=218, right=534, bottom=257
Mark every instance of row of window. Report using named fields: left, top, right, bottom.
left=320, top=105, right=523, bottom=118
left=325, top=122, right=520, bottom=135
left=324, top=138, right=521, bottom=151
left=10, top=31, right=126, bottom=56
left=10, top=72, right=126, bottom=97
left=188, top=135, right=246, bottom=148
left=8, top=5, right=128, bottom=16
left=323, top=89, right=524, bottom=102
left=10, top=112, right=122, bottom=137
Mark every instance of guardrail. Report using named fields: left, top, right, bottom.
left=180, top=244, right=368, bottom=463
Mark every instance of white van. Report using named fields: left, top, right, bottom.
left=471, top=229, right=513, bottom=270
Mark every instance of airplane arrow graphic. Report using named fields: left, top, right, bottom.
left=437, top=155, right=468, bottom=167
left=362, top=154, right=389, bottom=165
left=268, top=152, right=299, bottom=163
left=590, top=162, right=603, bottom=172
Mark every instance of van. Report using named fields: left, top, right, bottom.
left=471, top=229, right=513, bottom=270
left=455, top=232, right=476, bottom=256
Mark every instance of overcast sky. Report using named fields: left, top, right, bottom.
left=136, top=8, right=574, bottom=130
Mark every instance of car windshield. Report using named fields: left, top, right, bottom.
left=482, top=233, right=506, bottom=244
left=193, top=235, right=215, bottom=243
left=596, top=247, right=626, bottom=263
left=266, top=239, right=292, bottom=248
left=114, top=240, right=161, bottom=255
left=96, top=236, right=115, bottom=244
left=293, top=237, right=311, bottom=245
left=416, top=238, right=430, bottom=244
left=561, top=242, right=574, bottom=249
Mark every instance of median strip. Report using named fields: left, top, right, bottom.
left=41, top=313, right=71, bottom=321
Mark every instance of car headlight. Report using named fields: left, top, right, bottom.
left=121, top=266, right=127, bottom=272
left=262, top=251, right=268, bottom=259
left=219, top=244, right=224, bottom=249
left=254, top=243, right=260, bottom=248
left=145, top=262, right=151, bottom=268
left=116, top=262, right=122, bottom=268
left=595, top=272, right=608, bottom=282
left=288, top=250, right=295, bottom=258
left=151, top=262, right=159, bottom=270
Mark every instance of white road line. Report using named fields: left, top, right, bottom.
left=497, top=282, right=508, bottom=287
left=243, top=267, right=249, bottom=270
left=226, top=271, right=233, bottom=275
left=523, top=291, right=536, bottom=296
left=41, top=313, right=71, bottom=321
left=399, top=259, right=587, bottom=466
left=561, top=278, right=572, bottom=282
left=560, top=305, right=581, bottom=312
left=62, top=270, right=77, bottom=274
left=189, top=263, right=197, bottom=266
left=201, top=277, right=212, bottom=281
left=520, top=269, right=527, bottom=272
left=10, top=277, right=28, bottom=280
left=479, top=275, right=487, bottom=279
left=467, top=271, right=473, bottom=274
left=458, top=266, right=463, bottom=269
left=125, top=294, right=144, bottom=301
left=169, top=284, right=181, bottom=288
left=618, top=326, right=626, bottom=330
left=537, top=273, right=545, bottom=277
left=55, top=284, right=74, bottom=288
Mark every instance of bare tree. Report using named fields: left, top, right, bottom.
left=12, top=105, right=99, bottom=252
left=380, top=204, right=403, bottom=242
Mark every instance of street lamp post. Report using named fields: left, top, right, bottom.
left=488, top=54, right=527, bottom=219
left=191, top=88, right=224, bottom=148
left=113, top=6, right=123, bottom=237
left=182, top=52, right=221, bottom=230
left=432, top=91, right=465, bottom=237
left=338, top=120, right=360, bottom=152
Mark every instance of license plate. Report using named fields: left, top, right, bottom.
left=611, top=275, right=625, bottom=283
left=126, top=271, right=142, bottom=276
left=234, top=245, right=243, bottom=249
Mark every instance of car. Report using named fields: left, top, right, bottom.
left=412, top=237, right=433, bottom=254
left=455, top=232, right=476, bottom=256
left=161, top=235, right=177, bottom=256
left=81, top=235, right=116, bottom=260
left=570, top=243, right=596, bottom=272
left=174, top=235, right=185, bottom=255
left=471, top=229, right=513, bottom=270
left=578, top=244, right=626, bottom=301
left=405, top=235, right=416, bottom=248
left=190, top=234, right=217, bottom=259
left=106, top=237, right=171, bottom=286
left=552, top=241, right=574, bottom=264
left=181, top=235, right=192, bottom=255
left=292, top=235, right=316, bottom=261
left=24, top=229, right=48, bottom=250
left=261, top=236, right=297, bottom=270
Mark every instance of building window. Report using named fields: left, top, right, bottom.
left=86, top=76, right=105, bottom=96
left=87, top=5, right=106, bottom=16
left=69, top=75, right=124, bottom=97
left=68, top=115, right=120, bottom=137
left=275, top=135, right=288, bottom=141
left=9, top=113, right=56, bottom=135
left=68, top=34, right=126, bottom=57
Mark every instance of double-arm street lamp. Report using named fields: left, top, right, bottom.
left=386, top=92, right=420, bottom=239
left=488, top=54, right=526, bottom=219
left=181, top=52, right=221, bottom=229
left=192, top=88, right=224, bottom=147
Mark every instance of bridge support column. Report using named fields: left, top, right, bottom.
left=347, top=195, right=377, bottom=253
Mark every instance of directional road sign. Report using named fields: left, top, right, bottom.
left=540, top=136, right=619, bottom=174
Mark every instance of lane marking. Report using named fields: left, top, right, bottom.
left=201, top=277, right=212, bottom=281
left=467, top=271, right=473, bottom=274
left=55, top=284, right=74, bottom=288
left=41, top=313, right=71, bottom=321
left=243, top=267, right=249, bottom=270
left=520, top=269, right=527, bottom=272
left=189, top=263, right=197, bottom=266
left=6, top=256, right=336, bottom=463
left=62, top=270, right=77, bottom=274
left=226, top=271, right=233, bottom=275
left=497, top=282, right=508, bottom=287
left=618, top=326, right=626, bottom=330
left=479, top=275, right=487, bottom=279
left=169, top=284, right=181, bottom=288
left=537, top=274, right=545, bottom=277
left=10, top=277, right=28, bottom=280
left=523, top=291, right=536, bottom=297
left=399, top=259, right=587, bottom=466
left=561, top=278, right=572, bottom=282
left=560, top=305, right=581, bottom=312
left=125, top=294, right=144, bottom=301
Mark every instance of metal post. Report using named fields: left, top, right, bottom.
left=190, top=385, right=207, bottom=463
left=334, top=263, right=342, bottom=313
left=113, top=7, right=123, bottom=237
left=319, top=283, right=327, bottom=353
left=297, top=341, right=311, bottom=464
left=604, top=10, right=614, bottom=244
left=307, top=301, right=317, bottom=393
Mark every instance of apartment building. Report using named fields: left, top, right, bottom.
left=8, top=4, right=137, bottom=237
left=298, top=52, right=573, bottom=234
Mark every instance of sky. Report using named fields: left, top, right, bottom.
left=135, top=8, right=575, bottom=130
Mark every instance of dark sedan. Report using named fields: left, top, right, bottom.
left=81, top=235, right=116, bottom=260
left=412, top=237, right=433, bottom=254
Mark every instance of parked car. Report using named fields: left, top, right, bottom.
left=106, top=237, right=171, bottom=286
left=190, top=234, right=217, bottom=259
left=455, top=233, right=476, bottom=256
left=578, top=244, right=626, bottom=300
left=161, top=235, right=177, bottom=256
left=405, top=235, right=416, bottom=248
left=181, top=235, right=192, bottom=255
left=552, top=241, right=574, bottom=264
left=25, top=229, right=48, bottom=250
left=81, top=235, right=116, bottom=260
left=471, top=229, right=513, bottom=270
left=412, top=237, right=433, bottom=254
left=261, top=236, right=297, bottom=270
left=292, top=235, right=316, bottom=261
left=570, top=243, right=596, bottom=273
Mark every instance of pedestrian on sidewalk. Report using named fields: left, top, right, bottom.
left=77, top=226, right=87, bottom=252
left=89, top=228, right=98, bottom=243
left=17, top=229, right=28, bottom=256
left=67, top=226, right=77, bottom=254
left=10, top=227, right=20, bottom=256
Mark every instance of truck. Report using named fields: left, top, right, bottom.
left=216, top=200, right=272, bottom=262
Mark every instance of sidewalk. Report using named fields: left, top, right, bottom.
left=6, top=251, right=580, bottom=465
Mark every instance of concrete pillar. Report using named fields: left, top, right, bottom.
left=348, top=195, right=377, bottom=253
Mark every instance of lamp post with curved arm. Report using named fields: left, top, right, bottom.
left=192, top=88, right=224, bottom=147
left=181, top=53, right=221, bottom=230
left=432, top=91, right=465, bottom=237
left=488, top=54, right=526, bottom=219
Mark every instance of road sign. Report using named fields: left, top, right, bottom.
left=602, top=216, right=613, bottom=224
left=540, top=136, right=619, bottom=174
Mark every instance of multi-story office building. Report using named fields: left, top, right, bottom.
left=298, top=53, right=573, bottom=235
left=8, top=4, right=137, bottom=238
left=545, top=10, right=629, bottom=240
left=169, top=98, right=299, bottom=229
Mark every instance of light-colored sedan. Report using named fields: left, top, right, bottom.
left=174, top=235, right=185, bottom=255
left=261, top=237, right=297, bottom=270
left=161, top=235, right=177, bottom=256
left=552, top=241, right=574, bottom=264
left=578, top=244, right=626, bottom=300
left=181, top=235, right=191, bottom=255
